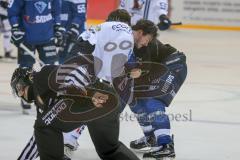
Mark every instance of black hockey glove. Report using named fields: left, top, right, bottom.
left=0, top=1, right=8, bottom=9
left=54, top=24, right=66, bottom=47
left=10, top=24, right=25, bottom=47
left=157, top=14, right=172, bottom=31
left=67, top=23, right=80, bottom=42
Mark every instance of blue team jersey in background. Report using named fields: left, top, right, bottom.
left=60, top=0, right=86, bottom=33
left=8, top=0, right=61, bottom=44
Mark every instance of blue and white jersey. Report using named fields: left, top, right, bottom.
left=60, top=0, right=86, bottom=33
left=119, top=0, right=168, bottom=25
left=8, top=0, right=61, bottom=44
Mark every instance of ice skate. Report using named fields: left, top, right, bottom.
left=143, top=138, right=175, bottom=160
left=130, top=135, right=157, bottom=153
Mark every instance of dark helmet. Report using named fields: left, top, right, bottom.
left=10, top=67, right=33, bottom=97
left=106, top=9, right=131, bottom=26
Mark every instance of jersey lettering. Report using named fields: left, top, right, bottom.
left=35, top=14, right=53, bottom=23
left=77, top=4, right=86, bottom=13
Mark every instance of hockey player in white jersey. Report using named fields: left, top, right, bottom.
left=119, top=0, right=172, bottom=30
left=0, top=0, right=14, bottom=59
left=79, top=22, right=134, bottom=82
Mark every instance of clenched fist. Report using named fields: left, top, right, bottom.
left=92, top=92, right=109, bottom=108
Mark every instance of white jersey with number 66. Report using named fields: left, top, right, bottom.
left=80, top=21, right=134, bottom=82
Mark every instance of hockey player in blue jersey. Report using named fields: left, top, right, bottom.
left=8, top=0, right=65, bottom=114
left=58, top=0, right=87, bottom=64
left=8, top=0, right=64, bottom=46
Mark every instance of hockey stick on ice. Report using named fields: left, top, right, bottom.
left=171, top=22, right=182, bottom=26
left=158, top=21, right=183, bottom=30
left=19, top=43, right=45, bottom=66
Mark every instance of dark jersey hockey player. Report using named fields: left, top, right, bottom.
left=11, top=63, right=140, bottom=160
left=129, top=19, right=187, bottom=159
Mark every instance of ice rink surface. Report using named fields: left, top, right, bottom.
left=0, top=29, right=240, bottom=160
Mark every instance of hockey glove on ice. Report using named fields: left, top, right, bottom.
left=10, top=24, right=25, bottom=47
left=54, top=24, right=66, bottom=47
left=157, top=14, right=172, bottom=31
left=67, top=23, right=80, bottom=42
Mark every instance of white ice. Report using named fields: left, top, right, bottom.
left=0, top=29, right=240, bottom=160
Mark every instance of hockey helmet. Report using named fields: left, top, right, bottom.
left=10, top=67, right=33, bottom=97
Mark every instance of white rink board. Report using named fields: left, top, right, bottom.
left=171, top=0, right=240, bottom=26
left=1, top=29, right=240, bottom=160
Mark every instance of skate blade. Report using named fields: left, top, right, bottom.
left=143, top=157, right=175, bottom=160
left=131, top=147, right=152, bottom=153
left=132, top=146, right=163, bottom=153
